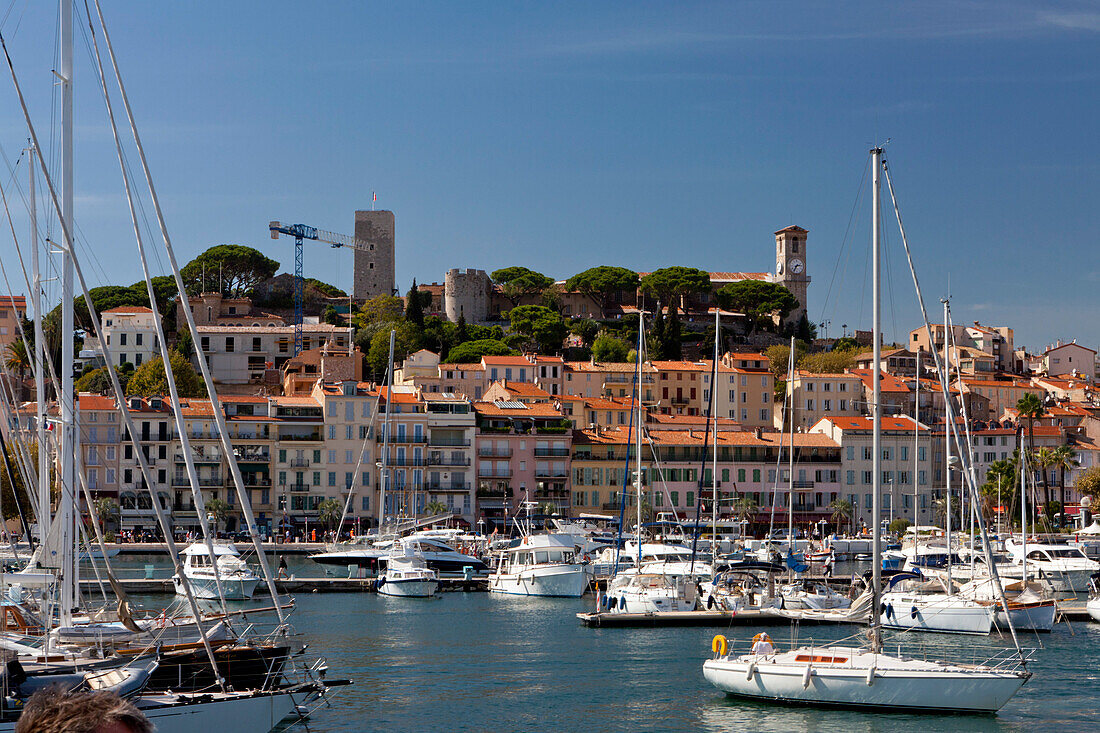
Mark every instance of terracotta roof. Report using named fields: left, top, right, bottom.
left=494, top=380, right=551, bottom=398
left=0, top=296, right=26, bottom=307
left=565, top=361, right=653, bottom=374
left=818, top=416, right=927, bottom=432
left=103, top=305, right=154, bottom=314
left=573, top=426, right=836, bottom=449
left=647, top=413, right=741, bottom=427
left=1045, top=343, right=1097, bottom=355
left=775, top=225, right=808, bottom=234
left=794, top=370, right=859, bottom=379
left=272, top=396, right=322, bottom=407
left=849, top=369, right=909, bottom=393
left=473, top=401, right=564, bottom=418
left=374, top=387, right=420, bottom=405
left=651, top=361, right=706, bottom=371
left=77, top=394, right=116, bottom=410
left=579, top=396, right=634, bottom=410
left=481, top=356, right=533, bottom=366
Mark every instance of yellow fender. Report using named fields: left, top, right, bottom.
left=711, top=634, right=728, bottom=657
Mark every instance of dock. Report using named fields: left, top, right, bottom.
left=577, top=609, right=846, bottom=628
left=79, top=576, right=488, bottom=595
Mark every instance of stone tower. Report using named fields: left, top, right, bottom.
left=444, top=268, right=491, bottom=324
left=774, top=225, right=809, bottom=326
left=353, top=210, right=395, bottom=300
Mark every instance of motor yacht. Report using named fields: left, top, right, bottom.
left=1004, top=539, right=1099, bottom=593
left=601, top=571, right=696, bottom=613
left=489, top=534, right=588, bottom=597
left=172, top=542, right=260, bottom=600
left=377, top=540, right=439, bottom=598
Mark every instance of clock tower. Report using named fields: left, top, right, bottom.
left=774, top=225, right=809, bottom=326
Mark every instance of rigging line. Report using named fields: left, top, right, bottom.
left=91, top=0, right=287, bottom=620
left=880, top=190, right=899, bottom=346
left=818, top=156, right=869, bottom=322
left=880, top=157, right=1027, bottom=663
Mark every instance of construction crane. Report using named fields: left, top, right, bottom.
left=269, top=221, right=373, bottom=355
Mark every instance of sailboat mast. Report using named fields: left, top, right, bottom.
left=59, top=0, right=77, bottom=629
left=1020, top=440, right=1027, bottom=582
left=378, top=330, right=395, bottom=530
left=913, top=350, right=919, bottom=565
left=870, top=146, right=883, bottom=652
left=635, top=312, right=643, bottom=567
left=943, top=299, right=952, bottom=591
left=787, top=336, right=795, bottom=555
left=711, top=309, right=719, bottom=556
left=29, top=144, right=49, bottom=547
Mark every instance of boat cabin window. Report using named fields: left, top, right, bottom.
left=535, top=551, right=549, bottom=564
left=1045, top=548, right=1088, bottom=559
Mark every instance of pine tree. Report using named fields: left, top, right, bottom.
left=649, top=306, right=666, bottom=359
left=456, top=311, right=470, bottom=345
left=405, top=279, right=425, bottom=328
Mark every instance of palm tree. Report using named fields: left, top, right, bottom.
left=4, top=340, right=29, bottom=379
left=1015, top=393, right=1043, bottom=455
left=1053, top=445, right=1079, bottom=528
left=827, top=498, right=853, bottom=535
left=932, top=496, right=958, bottom=530
left=425, top=500, right=447, bottom=516
left=204, top=497, right=231, bottom=533
left=317, top=498, right=342, bottom=529
left=1033, top=446, right=1056, bottom=517
left=93, top=497, right=120, bottom=534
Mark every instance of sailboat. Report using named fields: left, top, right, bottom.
left=0, top=2, right=345, bottom=729
left=703, top=147, right=1030, bottom=712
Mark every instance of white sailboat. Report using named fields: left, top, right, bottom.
left=703, top=147, right=1030, bottom=713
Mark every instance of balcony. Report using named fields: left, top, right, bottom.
left=171, top=475, right=223, bottom=487
left=279, top=431, right=323, bottom=442
left=791, top=480, right=815, bottom=490
left=286, top=482, right=311, bottom=492
left=388, top=457, right=426, bottom=466
left=376, top=434, right=428, bottom=444
left=428, top=456, right=471, bottom=467
left=288, top=458, right=310, bottom=468
left=429, top=437, right=471, bottom=447
left=534, top=468, right=569, bottom=478
left=424, top=482, right=471, bottom=493
left=670, top=396, right=690, bottom=406
left=534, top=490, right=570, bottom=500
left=174, top=452, right=222, bottom=464
left=478, top=447, right=513, bottom=458
left=534, top=448, right=570, bottom=457
left=241, top=477, right=272, bottom=488
left=234, top=449, right=270, bottom=462
left=478, top=467, right=512, bottom=478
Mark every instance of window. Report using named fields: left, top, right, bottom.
left=760, top=409, right=769, bottom=421
left=327, top=472, right=336, bottom=486
left=862, top=471, right=872, bottom=484
left=823, top=400, right=831, bottom=411
left=225, top=337, right=234, bottom=352
left=918, top=447, right=926, bottom=461
left=847, top=471, right=855, bottom=485
left=862, top=446, right=872, bottom=460
left=840, top=399, right=848, bottom=410
left=823, top=382, right=831, bottom=392
left=328, top=425, right=336, bottom=439
left=120, top=333, right=127, bottom=346
left=900, top=446, right=909, bottom=461
left=839, top=383, right=847, bottom=392
left=806, top=382, right=814, bottom=392
left=806, top=399, right=814, bottom=411
left=346, top=450, right=354, bottom=463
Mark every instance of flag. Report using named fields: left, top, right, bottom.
left=372, top=191, right=377, bottom=203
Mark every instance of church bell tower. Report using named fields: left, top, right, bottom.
left=774, top=225, right=809, bottom=326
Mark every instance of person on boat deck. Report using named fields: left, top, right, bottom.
left=277, top=555, right=289, bottom=579
left=824, top=550, right=835, bottom=578
left=751, top=632, right=775, bottom=656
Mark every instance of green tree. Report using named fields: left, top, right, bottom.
left=125, top=351, right=203, bottom=397
left=591, top=332, right=630, bottom=363
left=506, top=305, right=567, bottom=354
left=455, top=313, right=470, bottom=345
left=828, top=498, right=853, bottom=534
left=717, top=280, right=798, bottom=334
left=405, top=279, right=425, bottom=327
left=1053, top=445, right=1079, bottom=527
left=793, top=312, right=817, bottom=342
left=888, top=518, right=911, bottom=536
left=317, top=498, right=343, bottom=529
left=75, top=366, right=125, bottom=394
left=981, top=458, right=1020, bottom=525
left=323, top=305, right=342, bottom=326
left=1075, top=465, right=1100, bottom=503
left=832, top=336, right=860, bottom=351
left=354, top=294, right=405, bottom=336
left=1033, top=446, right=1056, bottom=516
left=175, top=327, right=194, bottom=359
left=798, top=348, right=859, bottom=374
left=565, top=266, right=639, bottom=315
left=639, top=267, right=711, bottom=317
left=491, top=267, right=554, bottom=308
left=180, top=245, right=280, bottom=297
left=425, top=500, right=448, bottom=516
left=444, top=339, right=517, bottom=364
left=94, top=497, right=120, bottom=533
left=4, top=339, right=29, bottom=379
left=367, top=323, right=420, bottom=381
left=204, top=497, right=231, bottom=533
left=733, top=495, right=759, bottom=524
left=570, top=319, right=600, bottom=348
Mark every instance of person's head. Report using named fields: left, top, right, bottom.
left=15, top=688, right=152, bottom=733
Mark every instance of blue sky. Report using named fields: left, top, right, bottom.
left=0, top=1, right=1097, bottom=350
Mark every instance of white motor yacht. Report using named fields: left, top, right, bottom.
left=312, top=534, right=489, bottom=578
left=489, top=534, right=588, bottom=597
left=1087, top=573, right=1100, bottom=623
left=172, top=542, right=260, bottom=600
left=1004, top=539, right=1099, bottom=593
left=601, top=571, right=696, bottom=613
left=378, top=540, right=439, bottom=598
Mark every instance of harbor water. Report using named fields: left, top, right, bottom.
left=110, top=556, right=1100, bottom=732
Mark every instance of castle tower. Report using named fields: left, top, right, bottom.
left=444, top=268, right=491, bottom=324
left=774, top=225, right=809, bottom=325
left=353, top=210, right=395, bottom=300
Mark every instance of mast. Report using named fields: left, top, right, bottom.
left=1020, top=437, right=1028, bottom=582
left=942, top=299, right=952, bottom=591
left=870, top=146, right=883, bottom=653
left=59, top=0, right=77, bottom=629
left=635, top=312, right=643, bottom=568
left=711, top=309, right=719, bottom=558
left=786, top=336, right=795, bottom=561
left=29, top=143, right=48, bottom=548
left=913, top=350, right=920, bottom=565
left=378, top=330, right=395, bottom=531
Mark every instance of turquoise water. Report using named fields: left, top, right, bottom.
left=109, top=555, right=1100, bottom=731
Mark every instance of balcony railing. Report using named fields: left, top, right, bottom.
left=478, top=447, right=513, bottom=458
left=171, top=475, right=223, bottom=487
left=429, top=438, right=471, bottom=447
left=234, top=449, right=270, bottom=462
left=669, top=396, right=690, bottom=405
left=286, top=482, right=310, bottom=492
left=424, top=482, right=471, bottom=492
left=288, top=458, right=310, bottom=468
left=279, top=432, right=323, bottom=442
left=428, top=456, right=471, bottom=467
left=376, top=435, right=428, bottom=444
left=534, top=448, right=570, bottom=457
left=534, top=469, right=569, bottom=478
left=174, top=452, right=223, bottom=464
left=387, top=457, right=426, bottom=466
left=478, top=468, right=512, bottom=478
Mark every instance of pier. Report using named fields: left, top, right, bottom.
left=79, top=576, right=488, bottom=594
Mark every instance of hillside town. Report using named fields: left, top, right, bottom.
left=2, top=217, right=1096, bottom=542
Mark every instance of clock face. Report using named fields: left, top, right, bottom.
left=776, top=260, right=784, bottom=276
left=790, top=258, right=804, bottom=275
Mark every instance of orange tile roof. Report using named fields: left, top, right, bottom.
left=272, top=396, right=323, bottom=407
left=473, top=401, right=564, bottom=418
left=819, top=416, right=927, bottom=432
left=849, top=369, right=909, bottom=393
left=77, top=394, right=115, bottom=410
left=481, top=356, right=533, bottom=366
left=103, top=305, right=154, bottom=314
left=651, top=361, right=706, bottom=371
left=496, top=380, right=551, bottom=398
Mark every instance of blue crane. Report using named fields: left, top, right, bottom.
left=269, top=220, right=373, bottom=355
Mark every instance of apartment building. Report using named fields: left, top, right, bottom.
left=564, top=361, right=657, bottom=402
left=703, top=359, right=774, bottom=429
left=271, top=395, right=326, bottom=529
left=116, top=396, right=174, bottom=532
left=0, top=295, right=26, bottom=350
left=313, top=380, right=378, bottom=526
left=811, top=415, right=934, bottom=528
left=197, top=324, right=348, bottom=384
left=474, top=400, right=571, bottom=521
left=956, top=378, right=1044, bottom=422
left=782, top=371, right=863, bottom=429
left=1044, top=341, right=1097, bottom=378
left=77, top=394, right=120, bottom=503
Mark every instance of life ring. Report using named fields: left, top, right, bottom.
left=712, top=634, right=728, bottom=657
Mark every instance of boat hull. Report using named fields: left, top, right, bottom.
left=377, top=577, right=439, bottom=598
left=1087, top=598, right=1100, bottom=623
left=703, top=653, right=1027, bottom=713
left=490, top=566, right=588, bottom=598
left=993, top=602, right=1056, bottom=632
left=880, top=594, right=992, bottom=635
left=174, top=574, right=259, bottom=600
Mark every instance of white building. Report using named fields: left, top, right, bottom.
left=196, top=324, right=349, bottom=384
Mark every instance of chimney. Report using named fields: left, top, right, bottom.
left=753, top=426, right=762, bottom=439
